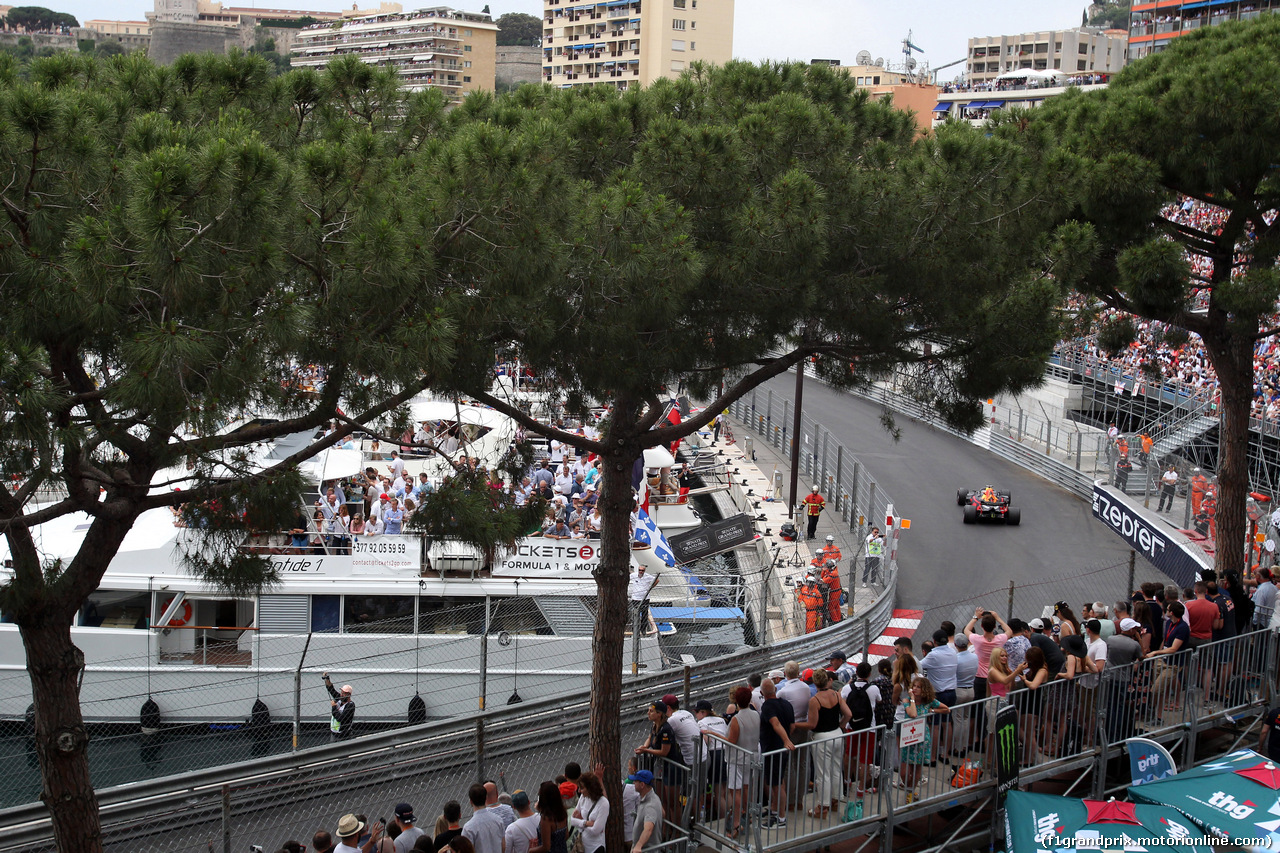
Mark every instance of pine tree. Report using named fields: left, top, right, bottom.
left=1032, top=16, right=1280, bottom=576
left=0, top=52, right=547, bottom=850
left=449, top=61, right=1067, bottom=851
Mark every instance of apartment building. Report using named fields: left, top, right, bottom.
left=966, top=27, right=1127, bottom=87
left=541, top=0, right=733, bottom=91
left=1128, top=0, right=1278, bottom=60
left=292, top=6, right=498, bottom=97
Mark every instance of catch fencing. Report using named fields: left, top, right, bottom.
left=729, top=393, right=901, bottom=562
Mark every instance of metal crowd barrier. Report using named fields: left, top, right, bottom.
left=627, top=628, right=1279, bottom=853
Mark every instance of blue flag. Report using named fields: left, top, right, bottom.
left=634, top=509, right=677, bottom=567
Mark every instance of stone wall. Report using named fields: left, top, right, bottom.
left=148, top=19, right=252, bottom=65
left=0, top=30, right=81, bottom=51
left=495, top=44, right=541, bottom=89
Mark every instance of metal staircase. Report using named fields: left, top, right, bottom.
left=534, top=596, right=597, bottom=637
left=1148, top=397, right=1219, bottom=461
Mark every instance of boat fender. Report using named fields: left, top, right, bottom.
left=140, top=697, right=161, bottom=735
left=249, top=698, right=270, bottom=730
left=408, top=693, right=427, bottom=725
left=161, top=597, right=192, bottom=627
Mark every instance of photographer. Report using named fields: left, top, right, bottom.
left=324, top=673, right=356, bottom=741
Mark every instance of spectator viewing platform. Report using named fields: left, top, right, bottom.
left=1128, top=0, right=1280, bottom=59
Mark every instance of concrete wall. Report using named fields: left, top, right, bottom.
left=995, top=375, right=1085, bottom=425
left=496, top=44, right=540, bottom=89
left=148, top=19, right=252, bottom=64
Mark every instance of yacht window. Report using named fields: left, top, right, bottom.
left=418, top=597, right=485, bottom=634
left=344, top=595, right=415, bottom=633
left=312, top=595, right=341, bottom=633
left=490, top=599, right=554, bottom=635
left=80, top=590, right=151, bottom=629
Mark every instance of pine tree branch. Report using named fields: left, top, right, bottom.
left=134, top=379, right=437, bottom=513
left=465, top=389, right=608, bottom=456
left=647, top=348, right=809, bottom=446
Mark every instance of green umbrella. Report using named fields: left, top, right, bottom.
left=1005, top=790, right=1215, bottom=852
left=1127, top=748, right=1280, bottom=849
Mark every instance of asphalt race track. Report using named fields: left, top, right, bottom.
left=757, top=373, right=1156, bottom=639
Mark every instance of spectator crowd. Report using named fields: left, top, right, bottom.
left=1056, top=196, right=1280, bottom=422
left=259, top=566, right=1279, bottom=853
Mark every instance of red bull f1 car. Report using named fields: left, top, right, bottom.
left=957, top=487, right=1021, bottom=525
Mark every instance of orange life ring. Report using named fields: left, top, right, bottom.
left=161, top=597, right=192, bottom=627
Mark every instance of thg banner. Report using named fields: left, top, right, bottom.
left=667, top=514, right=756, bottom=564
left=1090, top=485, right=1205, bottom=588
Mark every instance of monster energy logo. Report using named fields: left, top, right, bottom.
left=994, top=704, right=1020, bottom=804
left=997, top=722, right=1017, bottom=770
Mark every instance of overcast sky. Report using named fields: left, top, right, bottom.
left=71, top=0, right=1097, bottom=81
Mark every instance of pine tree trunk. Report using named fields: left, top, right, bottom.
left=590, top=438, right=639, bottom=853
left=21, top=615, right=102, bottom=853
left=1210, top=333, right=1255, bottom=577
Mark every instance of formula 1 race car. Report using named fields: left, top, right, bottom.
left=957, top=487, right=1021, bottom=525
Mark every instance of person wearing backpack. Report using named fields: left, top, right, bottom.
left=797, top=668, right=851, bottom=819
left=842, top=662, right=879, bottom=804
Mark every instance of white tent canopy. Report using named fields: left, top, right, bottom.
left=996, top=68, right=1064, bottom=82
left=299, top=448, right=364, bottom=482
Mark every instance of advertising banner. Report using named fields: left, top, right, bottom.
left=492, top=539, right=601, bottom=578
left=667, top=514, right=756, bottom=564
left=269, top=534, right=421, bottom=576
left=1090, top=484, right=1206, bottom=588
left=995, top=701, right=1020, bottom=806
left=1126, top=737, right=1179, bottom=786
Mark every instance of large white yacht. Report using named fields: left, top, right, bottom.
left=0, top=398, right=710, bottom=729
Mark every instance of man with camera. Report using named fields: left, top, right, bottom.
left=324, top=673, right=356, bottom=741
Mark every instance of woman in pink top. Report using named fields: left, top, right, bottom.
left=963, top=606, right=1011, bottom=709
left=984, top=647, right=1022, bottom=766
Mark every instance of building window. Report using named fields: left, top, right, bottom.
left=1078, top=43, right=1088, bottom=54
left=464, top=44, right=472, bottom=51
left=464, top=28, right=472, bottom=36
left=674, top=0, right=685, bottom=6
left=690, top=20, right=695, bottom=28
left=672, top=18, right=685, bottom=29
left=690, top=41, right=695, bottom=50
left=671, top=59, right=684, bottom=71
left=1077, top=59, right=1087, bottom=70
left=464, top=75, right=471, bottom=82
left=671, top=38, right=685, bottom=51
left=464, top=60, right=472, bottom=67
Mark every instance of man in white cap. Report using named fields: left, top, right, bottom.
left=1102, top=618, right=1144, bottom=741
left=1026, top=619, right=1065, bottom=675
left=323, top=672, right=355, bottom=741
